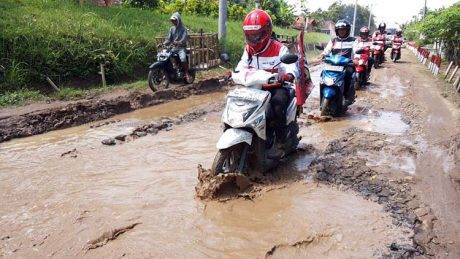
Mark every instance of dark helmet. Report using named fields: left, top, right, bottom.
left=396, top=29, right=402, bottom=36
left=359, top=26, right=370, bottom=39
left=378, top=22, right=386, bottom=32
left=335, top=19, right=351, bottom=39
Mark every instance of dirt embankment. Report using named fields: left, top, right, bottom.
left=0, top=78, right=223, bottom=143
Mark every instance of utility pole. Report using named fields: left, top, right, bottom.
left=368, top=4, right=372, bottom=28
left=218, top=0, right=227, bottom=50
left=255, top=0, right=260, bottom=9
left=351, top=0, right=358, bottom=36
left=423, top=0, right=427, bottom=17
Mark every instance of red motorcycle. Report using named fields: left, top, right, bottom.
left=373, top=34, right=386, bottom=68
left=353, top=46, right=370, bottom=90
left=391, top=37, right=403, bottom=62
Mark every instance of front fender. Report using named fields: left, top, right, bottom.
left=216, top=128, right=253, bottom=150
left=149, top=61, right=166, bottom=69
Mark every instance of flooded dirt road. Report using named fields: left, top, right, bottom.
left=1, top=51, right=459, bottom=257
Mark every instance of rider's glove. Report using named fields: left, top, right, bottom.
left=280, top=73, right=295, bottom=83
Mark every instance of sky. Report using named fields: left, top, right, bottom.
left=287, top=0, right=458, bottom=27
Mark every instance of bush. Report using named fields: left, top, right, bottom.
left=125, top=0, right=160, bottom=8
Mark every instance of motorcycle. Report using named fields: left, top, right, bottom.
left=211, top=54, right=300, bottom=175
left=391, top=37, right=403, bottom=62
left=147, top=45, right=195, bottom=92
left=319, top=54, right=354, bottom=117
left=372, top=39, right=385, bottom=69
left=353, top=46, right=371, bottom=90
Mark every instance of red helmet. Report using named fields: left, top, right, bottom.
left=243, top=9, right=273, bottom=53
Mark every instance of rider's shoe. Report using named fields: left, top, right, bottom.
left=267, top=143, right=285, bottom=159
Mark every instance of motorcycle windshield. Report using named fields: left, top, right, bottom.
left=324, top=55, right=351, bottom=66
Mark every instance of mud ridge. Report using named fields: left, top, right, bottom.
left=195, top=146, right=315, bottom=201
left=0, top=78, right=224, bottom=143
left=265, top=232, right=334, bottom=258
left=310, top=128, right=445, bottom=257
left=85, top=222, right=141, bottom=251
left=102, top=102, right=225, bottom=145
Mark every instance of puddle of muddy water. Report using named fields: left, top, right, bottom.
left=0, top=91, right=226, bottom=153
left=0, top=106, right=411, bottom=258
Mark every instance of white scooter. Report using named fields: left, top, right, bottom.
left=212, top=54, right=300, bottom=175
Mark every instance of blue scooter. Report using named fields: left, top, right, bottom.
left=319, top=54, right=354, bottom=117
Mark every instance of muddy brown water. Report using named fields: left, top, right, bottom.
left=1, top=52, right=459, bottom=257
left=0, top=91, right=411, bottom=257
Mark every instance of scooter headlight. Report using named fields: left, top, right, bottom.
left=324, top=77, right=335, bottom=86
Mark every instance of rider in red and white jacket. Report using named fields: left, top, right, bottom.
left=235, top=9, right=299, bottom=151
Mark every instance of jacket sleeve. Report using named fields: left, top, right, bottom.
left=321, top=40, right=333, bottom=56
left=279, top=45, right=299, bottom=79
left=175, top=27, right=188, bottom=46
left=352, top=39, right=360, bottom=56
left=235, top=48, right=250, bottom=72
left=163, top=28, right=173, bottom=45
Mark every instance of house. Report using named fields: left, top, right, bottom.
left=320, top=20, right=335, bottom=36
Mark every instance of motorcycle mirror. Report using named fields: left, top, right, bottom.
left=315, top=45, right=324, bottom=51
left=280, top=54, right=298, bottom=64
left=220, top=53, right=230, bottom=63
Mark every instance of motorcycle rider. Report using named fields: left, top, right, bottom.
left=392, top=29, right=404, bottom=59
left=163, top=12, right=191, bottom=82
left=354, top=26, right=374, bottom=74
left=235, top=9, right=299, bottom=157
left=394, top=29, right=404, bottom=42
left=373, top=23, right=388, bottom=52
left=320, top=19, right=356, bottom=106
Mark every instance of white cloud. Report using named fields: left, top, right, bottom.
left=287, top=0, right=458, bottom=26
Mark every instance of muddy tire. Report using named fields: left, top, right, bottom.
left=321, top=98, right=336, bottom=116
left=148, top=68, right=170, bottom=92
left=212, top=144, right=245, bottom=175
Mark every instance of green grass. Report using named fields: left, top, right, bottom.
left=0, top=0, right=330, bottom=107
left=0, top=89, right=45, bottom=107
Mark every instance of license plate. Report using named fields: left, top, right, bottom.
left=324, top=64, right=344, bottom=72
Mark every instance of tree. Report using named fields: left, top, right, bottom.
left=307, top=1, right=376, bottom=33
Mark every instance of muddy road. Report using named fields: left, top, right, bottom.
left=1, top=51, right=459, bottom=258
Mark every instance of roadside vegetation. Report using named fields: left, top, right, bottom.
left=403, top=3, right=460, bottom=65
left=0, top=0, right=329, bottom=107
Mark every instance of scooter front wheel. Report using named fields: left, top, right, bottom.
left=148, top=68, right=170, bottom=92
left=212, top=144, right=246, bottom=175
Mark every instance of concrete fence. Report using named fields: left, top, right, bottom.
left=407, top=42, right=459, bottom=93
